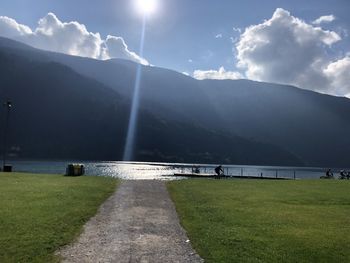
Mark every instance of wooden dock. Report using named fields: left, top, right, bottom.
left=174, top=173, right=214, bottom=178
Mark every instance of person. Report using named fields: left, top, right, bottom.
left=326, top=169, right=333, bottom=178
left=215, top=165, right=224, bottom=179
left=340, top=170, right=346, bottom=180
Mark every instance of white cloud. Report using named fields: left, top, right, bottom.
left=235, top=8, right=350, bottom=95
left=182, top=72, right=190, bottom=76
left=0, top=16, right=32, bottom=37
left=312, top=15, right=336, bottom=25
left=233, top=27, right=242, bottom=34
left=102, top=35, right=149, bottom=65
left=324, top=55, right=350, bottom=95
left=193, top=67, right=243, bottom=80
left=215, top=34, right=223, bottom=39
left=0, top=13, right=148, bottom=65
left=230, top=27, right=242, bottom=44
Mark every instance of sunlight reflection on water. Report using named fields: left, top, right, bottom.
left=89, top=162, right=180, bottom=180
left=11, top=161, right=184, bottom=180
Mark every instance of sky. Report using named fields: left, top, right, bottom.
left=0, top=0, right=349, bottom=96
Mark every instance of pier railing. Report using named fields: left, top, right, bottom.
left=178, top=165, right=300, bottom=180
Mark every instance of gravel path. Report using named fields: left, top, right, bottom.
left=57, top=180, right=203, bottom=263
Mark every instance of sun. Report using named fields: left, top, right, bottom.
left=135, top=0, right=158, bottom=15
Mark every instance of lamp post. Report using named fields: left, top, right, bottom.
left=2, top=100, right=12, bottom=170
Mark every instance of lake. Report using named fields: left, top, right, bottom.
left=6, top=160, right=333, bottom=180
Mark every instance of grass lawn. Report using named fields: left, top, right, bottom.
left=0, top=172, right=118, bottom=262
left=167, top=179, right=350, bottom=263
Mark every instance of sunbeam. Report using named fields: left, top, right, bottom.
left=123, top=15, right=147, bottom=161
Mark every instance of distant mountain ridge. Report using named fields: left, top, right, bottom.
left=1, top=37, right=349, bottom=167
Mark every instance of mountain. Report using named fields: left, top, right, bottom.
left=1, top=37, right=350, bottom=167
left=0, top=37, right=301, bottom=165
left=51, top=53, right=350, bottom=168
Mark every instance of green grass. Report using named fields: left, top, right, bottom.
left=0, top=172, right=118, bottom=263
left=167, top=179, right=350, bottom=263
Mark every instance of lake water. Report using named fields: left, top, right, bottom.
left=6, top=160, right=333, bottom=180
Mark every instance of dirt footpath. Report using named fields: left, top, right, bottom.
left=58, top=180, right=203, bottom=263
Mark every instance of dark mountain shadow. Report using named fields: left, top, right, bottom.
left=0, top=46, right=301, bottom=165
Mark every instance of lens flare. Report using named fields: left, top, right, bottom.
left=123, top=16, right=147, bottom=161
left=124, top=1, right=156, bottom=161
